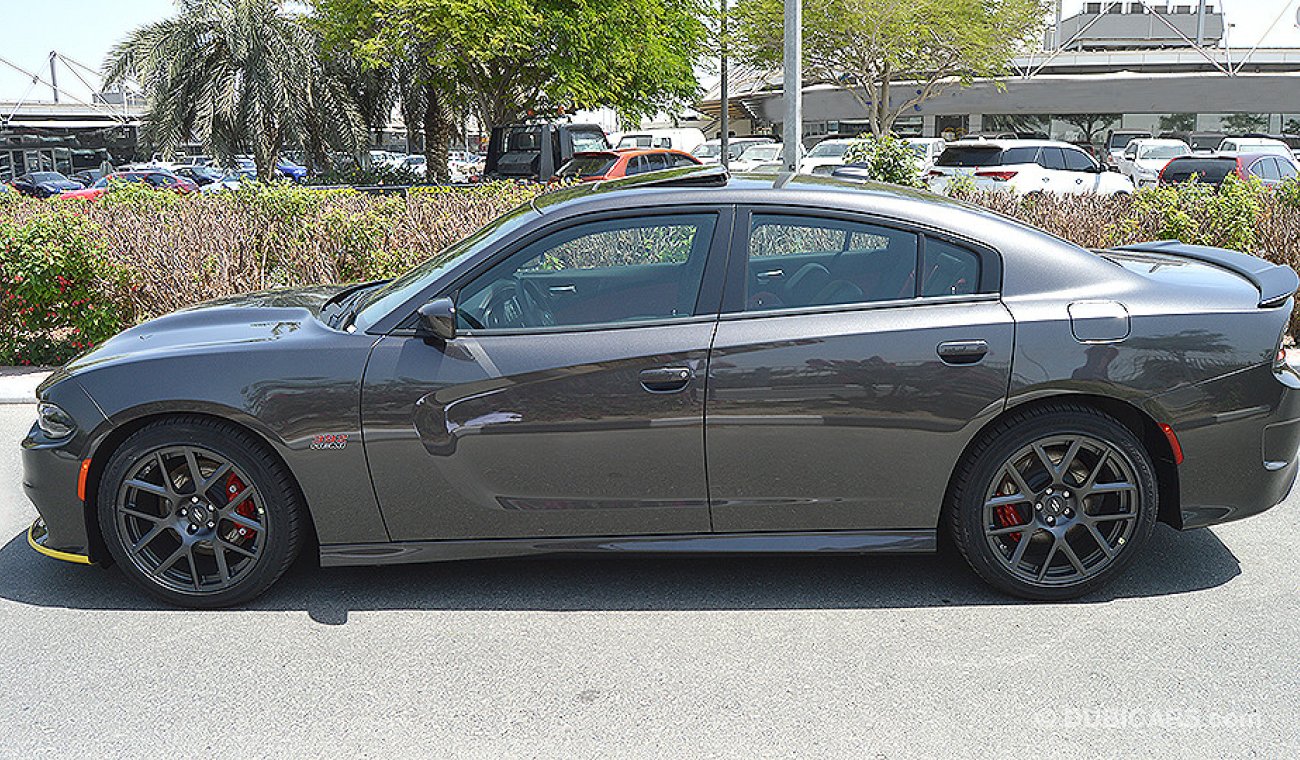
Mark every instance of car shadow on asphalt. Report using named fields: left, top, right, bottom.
left=0, top=524, right=1242, bottom=624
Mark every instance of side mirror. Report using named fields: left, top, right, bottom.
left=415, top=297, right=457, bottom=341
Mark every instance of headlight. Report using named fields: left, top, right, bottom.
left=36, top=403, right=75, bottom=439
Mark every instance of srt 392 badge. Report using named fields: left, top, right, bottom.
left=311, top=433, right=348, bottom=450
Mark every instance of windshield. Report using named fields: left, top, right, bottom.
left=31, top=172, right=64, bottom=182
left=618, top=135, right=652, bottom=149
left=351, top=202, right=540, bottom=332
left=808, top=141, right=849, bottom=158
left=570, top=129, right=608, bottom=152
left=693, top=143, right=721, bottom=158
left=740, top=145, right=780, bottom=161
left=1108, top=133, right=1145, bottom=149
left=557, top=155, right=618, bottom=178
left=1139, top=144, right=1189, bottom=160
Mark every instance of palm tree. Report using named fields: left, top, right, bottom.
left=105, top=0, right=366, bottom=179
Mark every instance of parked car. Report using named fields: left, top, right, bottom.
left=1157, top=131, right=1226, bottom=154
left=615, top=128, right=706, bottom=155
left=691, top=136, right=776, bottom=165
left=730, top=142, right=801, bottom=172
left=905, top=137, right=948, bottom=174
left=59, top=170, right=199, bottom=200
left=1102, top=129, right=1152, bottom=167
left=1217, top=136, right=1293, bottom=159
left=1159, top=153, right=1300, bottom=188
left=69, top=169, right=107, bottom=188
left=486, top=122, right=609, bottom=181
left=277, top=159, right=308, bottom=183
left=199, top=168, right=258, bottom=194
left=10, top=171, right=81, bottom=198
left=1115, top=138, right=1192, bottom=187
left=556, top=148, right=701, bottom=181
left=173, top=166, right=225, bottom=186
left=798, top=138, right=862, bottom=175
left=928, top=140, right=1134, bottom=196
left=24, top=165, right=1300, bottom=607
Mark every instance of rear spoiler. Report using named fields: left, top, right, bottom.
left=1115, top=240, right=1300, bottom=307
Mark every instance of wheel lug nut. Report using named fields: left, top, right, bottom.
left=191, top=496, right=199, bottom=503
left=1046, top=488, right=1053, bottom=495
left=206, top=521, right=215, bottom=528
left=187, top=525, right=197, bottom=534
left=179, top=508, right=187, bottom=517
left=1046, top=516, right=1056, bottom=525
left=1063, top=491, right=1071, bottom=499
left=1035, top=503, right=1043, bottom=511
left=1064, top=508, right=1074, bottom=517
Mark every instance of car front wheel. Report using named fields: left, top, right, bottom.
left=947, top=404, right=1159, bottom=600
left=98, top=416, right=305, bottom=608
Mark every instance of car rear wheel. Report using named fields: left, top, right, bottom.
left=98, top=417, right=305, bottom=608
left=947, top=404, right=1158, bottom=600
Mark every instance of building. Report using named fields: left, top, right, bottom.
left=698, top=1, right=1300, bottom=148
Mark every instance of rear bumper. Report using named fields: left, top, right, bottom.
left=1155, top=360, right=1300, bottom=529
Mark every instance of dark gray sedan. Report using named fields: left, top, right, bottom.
left=23, top=167, right=1300, bottom=607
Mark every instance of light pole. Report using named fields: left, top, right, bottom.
left=720, top=0, right=729, bottom=168
left=783, top=0, right=801, bottom=172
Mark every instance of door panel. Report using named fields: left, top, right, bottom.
left=364, top=323, right=715, bottom=540
left=706, top=301, right=1013, bottom=531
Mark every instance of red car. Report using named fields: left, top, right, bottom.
left=59, top=170, right=199, bottom=200
left=556, top=148, right=701, bottom=182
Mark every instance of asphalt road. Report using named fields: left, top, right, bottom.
left=0, top=403, right=1296, bottom=758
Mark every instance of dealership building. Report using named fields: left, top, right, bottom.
left=701, top=2, right=1300, bottom=147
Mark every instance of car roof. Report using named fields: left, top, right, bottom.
left=942, top=139, right=1081, bottom=150
left=1131, top=138, right=1187, bottom=146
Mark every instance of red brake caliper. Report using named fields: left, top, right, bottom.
left=224, top=472, right=257, bottom=543
left=994, top=504, right=1023, bottom=543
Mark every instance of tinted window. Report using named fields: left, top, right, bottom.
left=937, top=146, right=1003, bottom=167
left=1161, top=158, right=1236, bottom=184
left=670, top=154, right=698, bottom=168
left=646, top=153, right=669, bottom=172
left=1064, top=149, right=1097, bottom=172
left=456, top=214, right=716, bottom=330
left=922, top=239, right=980, bottom=297
left=625, top=156, right=650, bottom=176
left=1001, top=147, right=1041, bottom=165
left=1038, top=147, right=1067, bottom=171
left=746, top=215, right=919, bottom=310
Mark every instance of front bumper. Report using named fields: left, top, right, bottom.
left=27, top=518, right=91, bottom=565
left=22, top=420, right=95, bottom=562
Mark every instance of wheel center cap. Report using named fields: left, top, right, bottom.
left=189, top=504, right=210, bottom=525
left=1043, top=495, right=1067, bottom=516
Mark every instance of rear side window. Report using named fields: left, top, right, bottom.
left=625, top=156, right=651, bottom=176
left=1279, top=160, right=1298, bottom=180
left=1038, top=147, right=1067, bottom=171
left=745, top=215, right=919, bottom=309
left=922, top=239, right=980, bottom=297
left=1064, top=149, right=1096, bottom=172
left=1253, top=158, right=1280, bottom=181
left=1001, top=147, right=1041, bottom=165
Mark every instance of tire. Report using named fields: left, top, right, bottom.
left=97, top=416, right=305, bottom=608
left=947, top=404, right=1158, bottom=601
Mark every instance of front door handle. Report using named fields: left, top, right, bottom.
left=639, top=366, right=693, bottom=393
left=937, top=340, right=989, bottom=365
left=756, top=268, right=785, bottom=281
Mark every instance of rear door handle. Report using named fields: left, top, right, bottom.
left=639, top=366, right=693, bottom=393
left=548, top=284, right=576, bottom=294
left=937, top=340, right=989, bottom=365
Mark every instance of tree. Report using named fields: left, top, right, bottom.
left=1159, top=113, right=1196, bottom=133
left=734, top=0, right=1048, bottom=136
left=1222, top=113, right=1268, bottom=134
left=313, top=0, right=711, bottom=148
left=105, top=0, right=367, bottom=180
left=1061, top=113, right=1120, bottom=146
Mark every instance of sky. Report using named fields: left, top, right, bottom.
left=2, top=0, right=1300, bottom=102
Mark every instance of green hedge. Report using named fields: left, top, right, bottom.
left=3, top=177, right=1300, bottom=366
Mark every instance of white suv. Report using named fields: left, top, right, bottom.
left=927, top=140, right=1134, bottom=196
left=1116, top=139, right=1191, bottom=187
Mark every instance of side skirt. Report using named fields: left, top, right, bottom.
left=319, top=529, right=936, bottom=567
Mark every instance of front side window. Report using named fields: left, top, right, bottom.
left=744, top=215, right=919, bottom=310
left=1038, top=147, right=1067, bottom=171
left=456, top=214, right=717, bottom=331
left=1064, top=149, right=1097, bottom=172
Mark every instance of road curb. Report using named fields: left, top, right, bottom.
left=0, top=368, right=51, bottom=404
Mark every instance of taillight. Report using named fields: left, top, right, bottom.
left=975, top=170, right=1018, bottom=181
